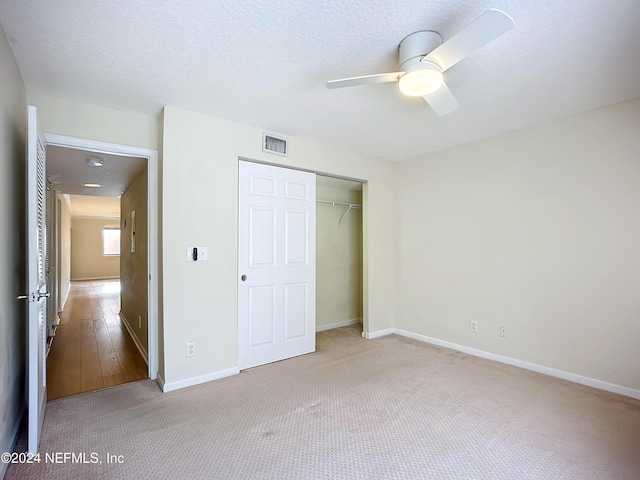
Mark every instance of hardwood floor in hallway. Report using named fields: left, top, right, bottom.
left=46, top=280, right=148, bottom=401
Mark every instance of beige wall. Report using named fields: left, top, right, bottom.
left=395, top=98, right=640, bottom=390
left=31, top=83, right=639, bottom=395
left=27, top=93, right=158, bottom=150
left=0, top=25, right=26, bottom=475
left=57, top=194, right=72, bottom=311
left=23, top=95, right=396, bottom=389
left=120, top=167, right=149, bottom=355
left=316, top=185, right=362, bottom=330
left=160, top=106, right=396, bottom=386
left=71, top=217, right=121, bottom=280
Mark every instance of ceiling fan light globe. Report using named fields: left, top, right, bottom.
left=398, top=68, right=443, bottom=97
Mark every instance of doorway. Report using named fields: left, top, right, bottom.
left=43, top=135, right=158, bottom=399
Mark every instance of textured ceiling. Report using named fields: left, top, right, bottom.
left=1, top=0, right=639, bottom=161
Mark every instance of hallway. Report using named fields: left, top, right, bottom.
left=46, top=280, right=148, bottom=400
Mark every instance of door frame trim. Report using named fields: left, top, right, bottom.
left=44, top=133, right=159, bottom=381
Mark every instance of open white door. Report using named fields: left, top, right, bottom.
left=238, top=161, right=316, bottom=369
left=23, top=105, right=48, bottom=454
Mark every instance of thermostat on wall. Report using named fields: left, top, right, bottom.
left=186, top=247, right=208, bottom=262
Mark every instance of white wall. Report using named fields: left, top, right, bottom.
left=395, top=98, right=640, bottom=391
left=161, top=106, right=395, bottom=387
left=316, top=185, right=362, bottom=330
left=0, top=25, right=26, bottom=477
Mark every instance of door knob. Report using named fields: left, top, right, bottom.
left=37, top=292, right=51, bottom=300
left=17, top=294, right=29, bottom=300
left=241, top=275, right=247, bottom=281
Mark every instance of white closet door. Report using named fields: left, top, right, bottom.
left=238, top=161, right=316, bottom=369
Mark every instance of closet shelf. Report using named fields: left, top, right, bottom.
left=316, top=199, right=361, bottom=225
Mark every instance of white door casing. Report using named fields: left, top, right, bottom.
left=25, top=105, right=48, bottom=454
left=238, top=161, right=316, bottom=369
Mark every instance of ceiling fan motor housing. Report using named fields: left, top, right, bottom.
left=398, top=30, right=443, bottom=72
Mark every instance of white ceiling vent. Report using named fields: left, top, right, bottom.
left=262, top=133, right=288, bottom=156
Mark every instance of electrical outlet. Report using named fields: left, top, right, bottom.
left=186, top=342, right=195, bottom=357
left=499, top=324, right=507, bottom=338
left=470, top=320, right=478, bottom=333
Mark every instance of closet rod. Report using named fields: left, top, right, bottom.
left=316, top=199, right=361, bottom=225
left=316, top=199, right=362, bottom=209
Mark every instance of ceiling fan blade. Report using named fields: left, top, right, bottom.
left=326, top=72, right=403, bottom=89
left=423, top=83, right=460, bottom=116
left=422, top=9, right=514, bottom=71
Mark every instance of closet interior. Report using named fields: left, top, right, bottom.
left=315, top=175, right=363, bottom=332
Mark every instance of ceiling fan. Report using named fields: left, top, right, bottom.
left=325, top=9, right=515, bottom=116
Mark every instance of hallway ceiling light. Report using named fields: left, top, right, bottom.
left=86, top=156, right=104, bottom=167
left=83, top=183, right=101, bottom=188
left=47, top=173, right=64, bottom=184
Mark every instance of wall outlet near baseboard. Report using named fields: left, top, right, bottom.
left=186, top=342, right=195, bottom=357
left=499, top=324, right=507, bottom=338
left=470, top=320, right=478, bottom=333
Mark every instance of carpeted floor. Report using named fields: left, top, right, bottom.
left=6, top=325, right=640, bottom=479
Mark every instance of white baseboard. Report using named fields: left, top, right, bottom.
left=394, top=328, right=640, bottom=401
left=60, top=284, right=70, bottom=311
left=156, top=372, right=165, bottom=391
left=71, top=276, right=119, bottom=281
left=161, top=367, right=240, bottom=393
left=119, top=313, right=148, bottom=365
left=316, top=318, right=362, bottom=332
left=1, top=404, right=25, bottom=479
left=363, top=328, right=394, bottom=339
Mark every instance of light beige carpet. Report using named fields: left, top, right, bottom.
left=6, top=325, right=640, bottom=479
